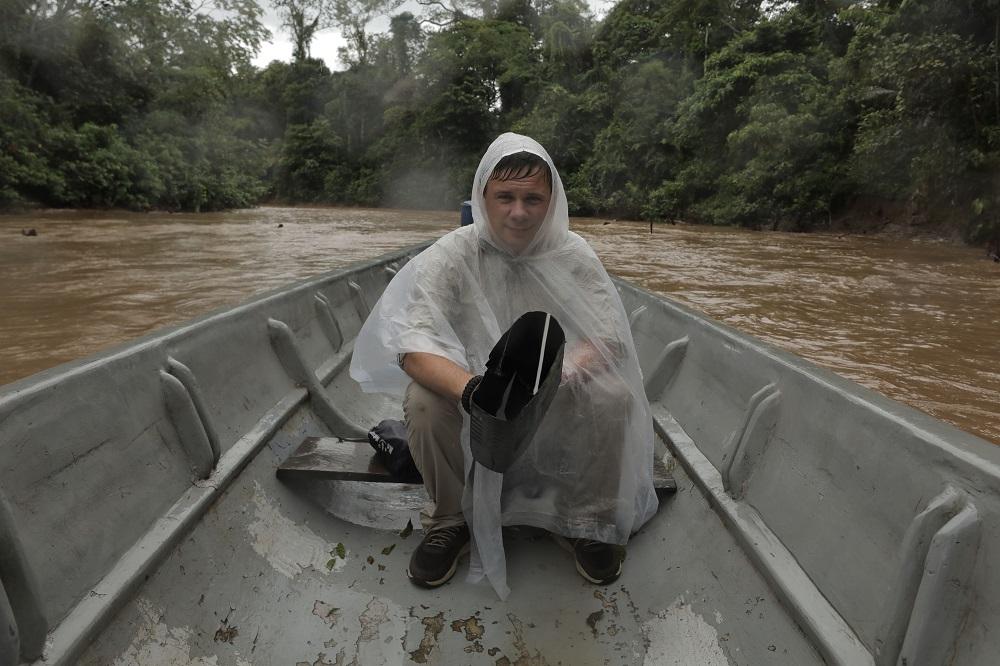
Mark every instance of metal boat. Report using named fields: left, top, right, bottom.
left=0, top=241, right=996, bottom=665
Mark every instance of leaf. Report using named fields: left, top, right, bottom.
left=326, top=558, right=337, bottom=571
left=399, top=520, right=413, bottom=538
left=335, top=542, right=347, bottom=559
left=381, top=544, right=396, bottom=556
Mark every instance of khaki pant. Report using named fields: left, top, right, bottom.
left=403, top=377, right=634, bottom=534
left=403, top=382, right=467, bottom=530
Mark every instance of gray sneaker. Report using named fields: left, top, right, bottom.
left=407, top=524, right=471, bottom=588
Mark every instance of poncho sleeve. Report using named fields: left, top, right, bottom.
left=350, top=241, right=471, bottom=395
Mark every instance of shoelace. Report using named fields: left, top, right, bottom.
left=575, top=539, right=606, bottom=552
left=425, top=525, right=465, bottom=550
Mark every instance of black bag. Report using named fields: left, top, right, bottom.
left=368, top=419, right=423, bottom=483
left=469, top=311, right=566, bottom=473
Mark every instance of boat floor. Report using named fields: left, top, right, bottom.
left=78, top=389, right=823, bottom=665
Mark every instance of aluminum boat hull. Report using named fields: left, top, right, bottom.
left=1, top=243, right=997, bottom=665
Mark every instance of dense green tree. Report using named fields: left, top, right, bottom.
left=1, top=0, right=998, bottom=247
left=836, top=0, right=1000, bottom=241
left=0, top=0, right=270, bottom=210
left=663, top=7, right=851, bottom=228
left=571, top=59, right=695, bottom=218
left=332, top=0, right=405, bottom=65
left=380, top=12, right=425, bottom=75
left=272, top=0, right=336, bottom=61
left=0, top=75, right=63, bottom=207
left=592, top=0, right=761, bottom=71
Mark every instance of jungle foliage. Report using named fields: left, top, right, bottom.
left=2, top=0, right=998, bottom=241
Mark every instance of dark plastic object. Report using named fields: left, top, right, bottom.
left=460, top=201, right=473, bottom=226
left=368, top=419, right=423, bottom=483
left=469, top=312, right=566, bottom=472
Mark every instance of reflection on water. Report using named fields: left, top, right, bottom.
left=2, top=207, right=998, bottom=444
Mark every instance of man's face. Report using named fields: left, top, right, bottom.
left=483, top=169, right=552, bottom=254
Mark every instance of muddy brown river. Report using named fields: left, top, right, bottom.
left=2, top=207, right=998, bottom=443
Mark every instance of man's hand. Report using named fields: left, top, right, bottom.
left=400, top=352, right=474, bottom=404
left=561, top=341, right=607, bottom=386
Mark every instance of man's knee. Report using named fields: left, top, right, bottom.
left=590, top=376, right=633, bottom=415
left=404, top=382, right=461, bottom=437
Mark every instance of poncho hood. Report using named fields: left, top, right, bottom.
left=471, top=132, right=570, bottom=257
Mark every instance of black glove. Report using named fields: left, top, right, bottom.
left=461, top=375, right=483, bottom=414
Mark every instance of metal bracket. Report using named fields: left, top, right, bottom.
left=314, top=293, right=344, bottom=353
left=348, top=280, right=370, bottom=322
left=723, top=383, right=781, bottom=499
left=267, top=318, right=367, bottom=439
left=160, top=371, right=216, bottom=479
left=0, top=491, right=47, bottom=661
left=628, top=305, right=647, bottom=330
left=0, top=582, right=17, bottom=666
left=876, top=486, right=980, bottom=666
left=166, top=357, right=220, bottom=462
left=644, top=336, right=690, bottom=402
left=897, top=499, right=980, bottom=665
left=628, top=305, right=689, bottom=402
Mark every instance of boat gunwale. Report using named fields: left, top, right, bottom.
left=613, top=277, right=1000, bottom=473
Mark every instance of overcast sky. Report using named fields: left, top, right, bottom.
left=252, top=0, right=616, bottom=71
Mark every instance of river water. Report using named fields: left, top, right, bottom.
left=3, top=207, right=998, bottom=444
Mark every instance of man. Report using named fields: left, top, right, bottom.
left=351, top=133, right=658, bottom=596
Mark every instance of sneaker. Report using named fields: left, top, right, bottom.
left=555, top=535, right=625, bottom=585
left=407, top=524, right=471, bottom=588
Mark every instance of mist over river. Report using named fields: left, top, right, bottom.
left=3, top=206, right=998, bottom=444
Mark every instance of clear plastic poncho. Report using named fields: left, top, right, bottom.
left=350, top=133, right=658, bottom=598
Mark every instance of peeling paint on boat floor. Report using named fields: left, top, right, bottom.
left=642, top=596, right=730, bottom=666
left=112, top=598, right=252, bottom=666
left=305, top=587, right=408, bottom=665
left=77, top=403, right=824, bottom=666
left=407, top=611, right=445, bottom=663
left=247, top=481, right=347, bottom=577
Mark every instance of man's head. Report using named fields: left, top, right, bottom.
left=483, top=151, right=553, bottom=255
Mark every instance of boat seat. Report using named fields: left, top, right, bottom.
left=277, top=437, right=678, bottom=497
left=277, top=437, right=408, bottom=483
